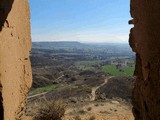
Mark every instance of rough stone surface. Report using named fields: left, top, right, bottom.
left=130, top=0, right=160, bottom=120
left=0, top=0, right=32, bottom=119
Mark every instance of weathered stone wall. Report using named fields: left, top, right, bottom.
left=0, top=0, right=32, bottom=119
left=130, top=0, right=160, bottom=120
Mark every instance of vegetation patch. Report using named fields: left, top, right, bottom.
left=123, top=67, right=135, bottom=76
left=74, top=115, right=82, bottom=120
left=75, top=60, right=101, bottom=70
left=30, top=84, right=59, bottom=95
left=34, top=100, right=66, bottom=120
left=102, top=65, right=135, bottom=76
left=89, top=116, right=96, bottom=120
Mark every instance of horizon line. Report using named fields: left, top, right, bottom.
left=32, top=40, right=129, bottom=44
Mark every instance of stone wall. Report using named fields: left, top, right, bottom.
left=129, top=0, right=160, bottom=120
left=0, top=0, right=32, bottom=119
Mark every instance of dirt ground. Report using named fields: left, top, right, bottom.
left=63, top=101, right=134, bottom=120
left=25, top=76, right=134, bottom=120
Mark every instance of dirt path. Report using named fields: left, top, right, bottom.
left=27, top=75, right=64, bottom=99
left=27, top=92, right=47, bottom=99
left=27, top=75, right=112, bottom=100
left=91, top=76, right=113, bottom=101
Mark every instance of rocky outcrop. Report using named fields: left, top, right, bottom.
left=129, top=0, right=160, bottom=120
left=0, top=0, right=32, bottom=119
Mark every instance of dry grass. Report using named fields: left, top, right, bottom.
left=74, top=115, right=82, bottom=120
left=89, top=116, right=96, bottom=120
left=87, top=107, right=92, bottom=111
left=78, top=109, right=87, bottom=115
left=33, top=99, right=66, bottom=120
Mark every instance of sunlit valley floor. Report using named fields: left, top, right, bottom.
left=25, top=42, right=135, bottom=120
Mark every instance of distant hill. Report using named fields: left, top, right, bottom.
left=32, top=41, right=134, bottom=57
left=32, top=41, right=84, bottom=48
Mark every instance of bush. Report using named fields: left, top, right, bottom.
left=89, top=116, right=96, bottom=120
left=78, top=109, right=87, bottom=114
left=34, top=100, right=66, bottom=120
left=87, top=107, right=92, bottom=111
left=94, top=103, right=99, bottom=107
left=74, top=115, right=81, bottom=120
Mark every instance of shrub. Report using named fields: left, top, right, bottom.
left=34, top=100, right=66, bottom=120
left=78, top=109, right=87, bottom=114
left=74, top=115, right=81, bottom=120
left=87, top=107, right=92, bottom=111
left=89, top=116, right=96, bottom=120
left=94, top=103, right=99, bottom=107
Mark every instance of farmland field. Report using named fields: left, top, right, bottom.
left=102, top=65, right=135, bottom=76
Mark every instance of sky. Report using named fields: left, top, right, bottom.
left=29, top=0, right=132, bottom=43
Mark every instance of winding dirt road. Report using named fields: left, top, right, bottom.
left=28, top=76, right=113, bottom=100
left=91, top=76, right=113, bottom=101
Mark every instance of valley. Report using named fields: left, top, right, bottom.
left=25, top=42, right=135, bottom=120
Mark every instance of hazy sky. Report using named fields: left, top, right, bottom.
left=29, top=0, right=132, bottom=43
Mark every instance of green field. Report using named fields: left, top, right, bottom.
left=29, top=84, right=59, bottom=95
left=75, top=60, right=101, bottom=70
left=102, top=65, right=135, bottom=76
left=75, top=60, right=100, bottom=66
